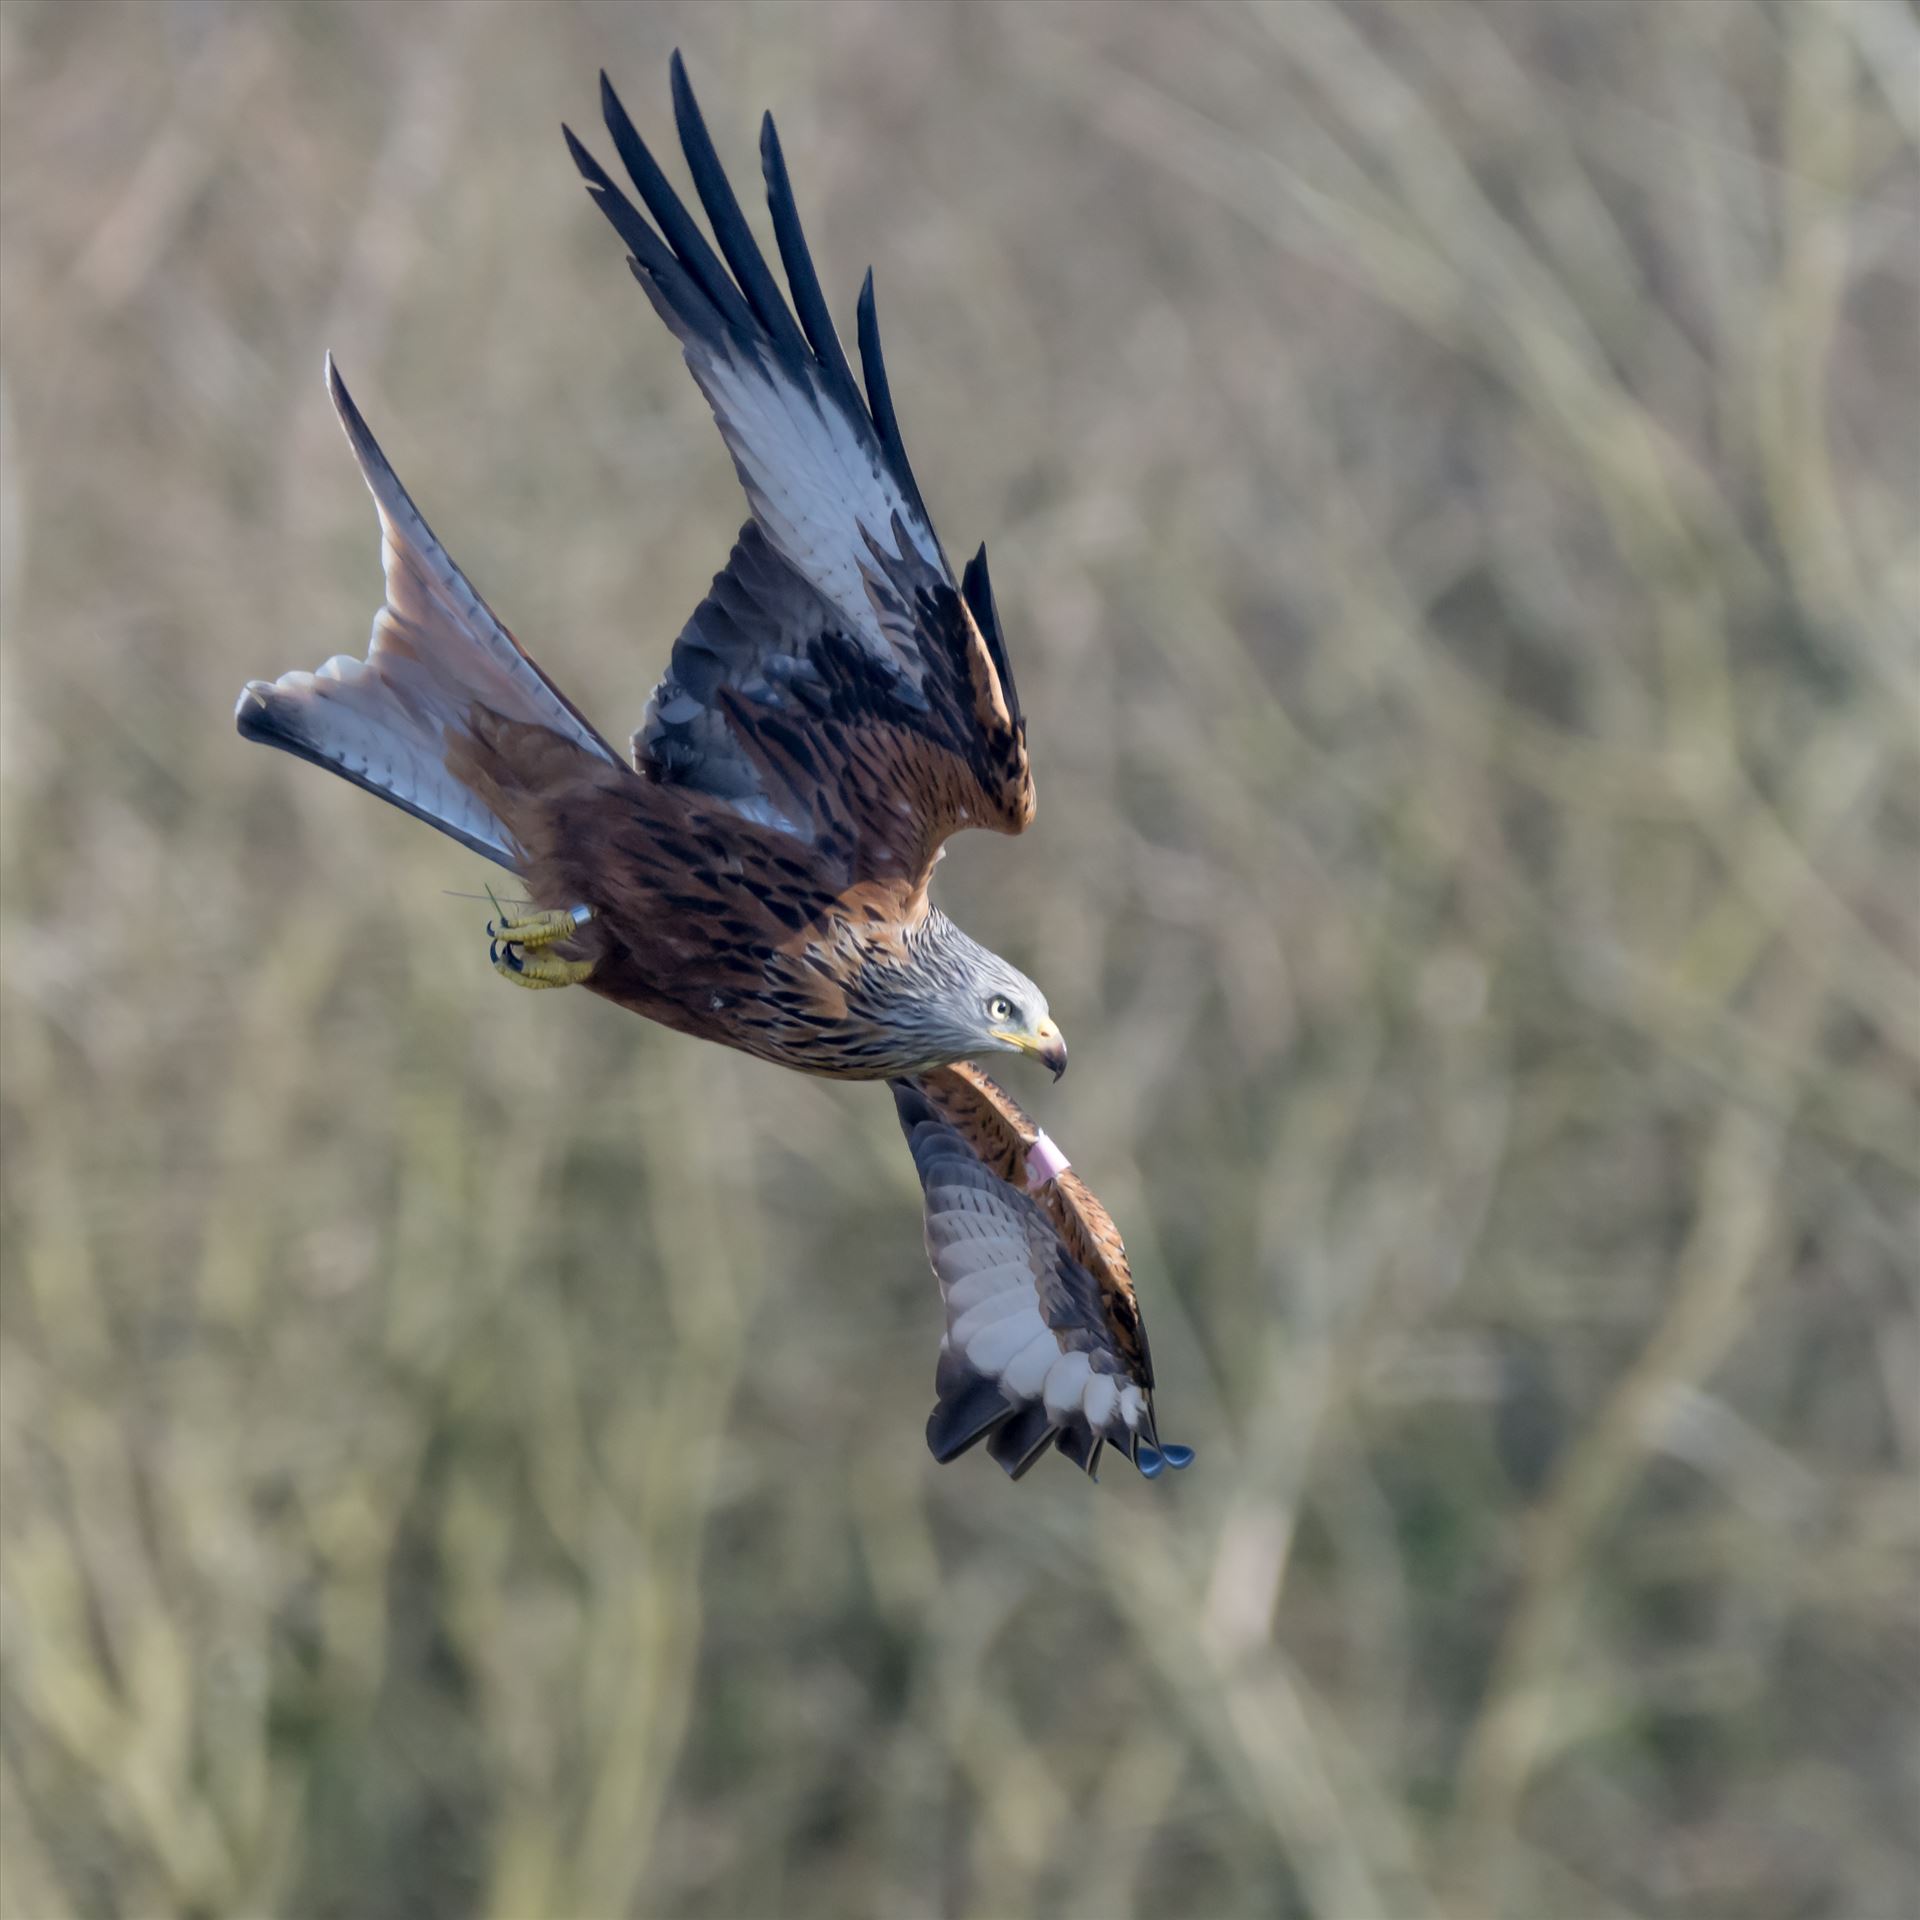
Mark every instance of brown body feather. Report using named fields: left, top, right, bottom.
left=464, top=716, right=939, bottom=1078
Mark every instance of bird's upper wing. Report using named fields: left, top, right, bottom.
left=566, top=60, right=1032, bottom=902
left=892, top=1065, right=1194, bottom=1482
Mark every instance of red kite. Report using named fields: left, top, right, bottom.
left=237, top=59, right=1190, bottom=1482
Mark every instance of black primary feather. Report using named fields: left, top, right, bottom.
left=668, top=53, right=813, bottom=373
left=856, top=271, right=936, bottom=538
left=962, top=543, right=1021, bottom=732
left=759, top=113, right=868, bottom=430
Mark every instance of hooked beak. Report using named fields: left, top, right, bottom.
left=995, top=1017, right=1069, bottom=1081
left=1037, top=1019, right=1068, bottom=1081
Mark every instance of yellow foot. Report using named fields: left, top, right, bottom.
left=490, top=903, right=596, bottom=990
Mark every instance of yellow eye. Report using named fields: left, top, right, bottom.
left=988, top=995, right=1015, bottom=1023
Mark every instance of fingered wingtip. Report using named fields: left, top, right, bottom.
left=321, top=353, right=375, bottom=455
left=668, top=50, right=713, bottom=150
left=234, top=679, right=272, bottom=737
left=1129, top=1429, right=1194, bottom=1479
left=562, top=120, right=599, bottom=183
left=596, top=71, right=634, bottom=154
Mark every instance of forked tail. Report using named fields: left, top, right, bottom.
left=235, top=355, right=622, bottom=868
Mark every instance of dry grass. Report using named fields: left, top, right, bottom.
left=2, top=3, right=1916, bottom=1916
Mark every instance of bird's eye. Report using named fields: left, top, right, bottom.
left=987, top=995, right=1015, bottom=1024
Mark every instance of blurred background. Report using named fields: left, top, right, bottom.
left=2, top=2, right=1916, bottom=1916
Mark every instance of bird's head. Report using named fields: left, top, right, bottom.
left=906, top=915, right=1067, bottom=1080
left=978, top=972, right=1068, bottom=1081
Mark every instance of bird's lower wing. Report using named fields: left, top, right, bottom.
left=891, top=1064, right=1193, bottom=1483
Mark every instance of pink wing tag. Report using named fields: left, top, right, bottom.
left=1026, top=1130, right=1072, bottom=1190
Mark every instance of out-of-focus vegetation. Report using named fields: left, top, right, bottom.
left=2, top=2, right=1916, bottom=1915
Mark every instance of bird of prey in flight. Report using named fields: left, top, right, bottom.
left=237, top=58, right=1191, bottom=1483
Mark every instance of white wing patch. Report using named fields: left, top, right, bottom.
left=893, top=1072, right=1190, bottom=1483
left=696, top=341, right=940, bottom=659
left=919, top=1156, right=1151, bottom=1442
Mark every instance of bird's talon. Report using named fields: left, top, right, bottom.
left=488, top=903, right=595, bottom=990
